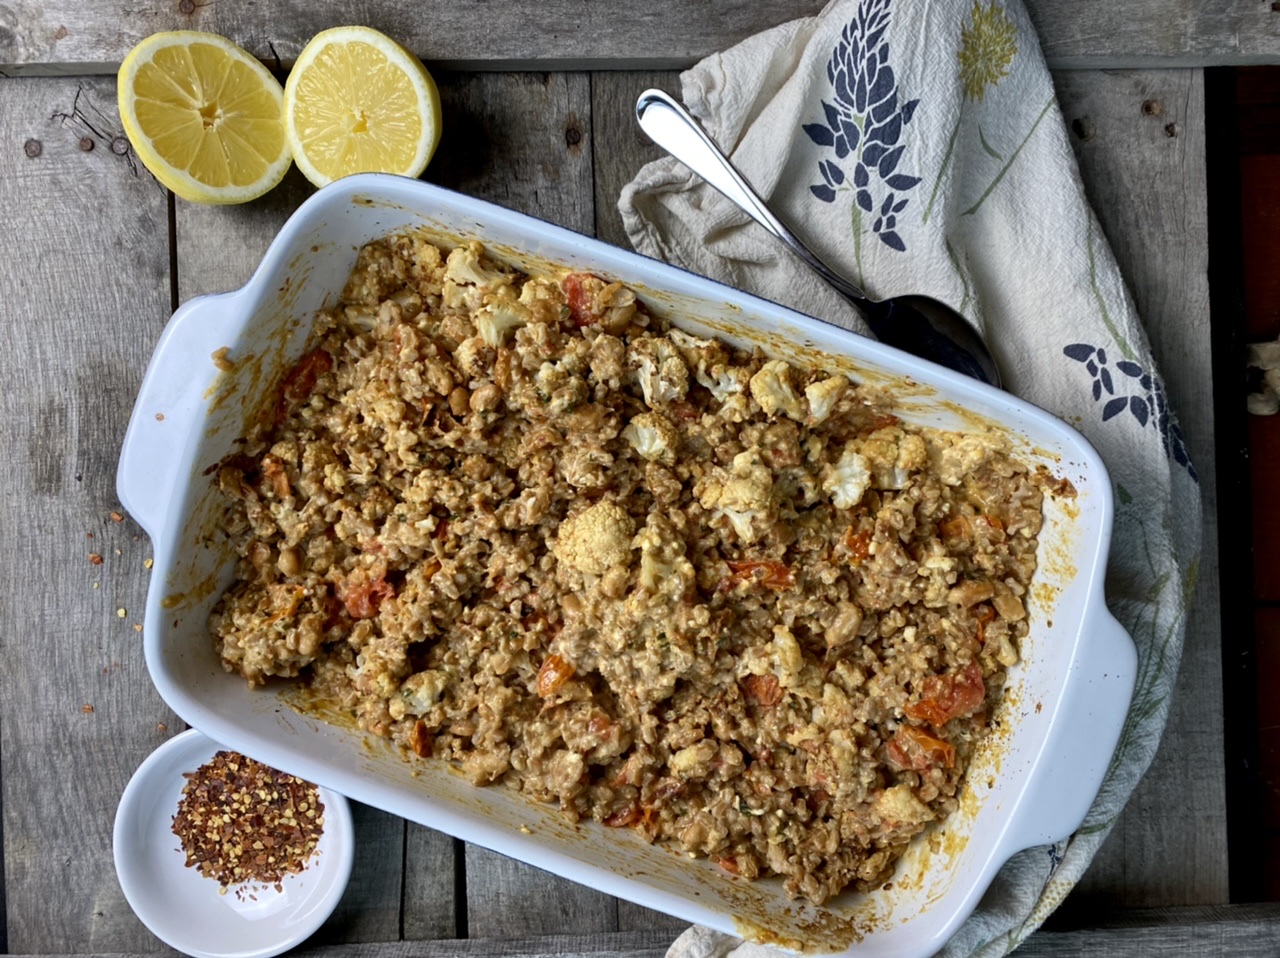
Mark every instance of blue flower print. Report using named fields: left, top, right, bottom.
left=803, top=0, right=922, bottom=252
left=1064, top=344, right=1197, bottom=481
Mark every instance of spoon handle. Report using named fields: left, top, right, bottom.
left=635, top=89, right=871, bottom=306
left=635, top=89, right=1001, bottom=387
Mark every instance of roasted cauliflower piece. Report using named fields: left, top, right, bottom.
left=823, top=445, right=872, bottom=510
left=554, top=501, right=635, bottom=575
left=628, top=337, right=689, bottom=406
left=622, top=411, right=680, bottom=466
left=749, top=360, right=806, bottom=421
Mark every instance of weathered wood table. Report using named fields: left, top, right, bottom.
left=0, top=2, right=1275, bottom=955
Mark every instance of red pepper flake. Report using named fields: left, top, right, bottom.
left=81, top=704, right=94, bottom=714
left=110, top=511, right=124, bottom=523
left=88, top=553, right=103, bottom=565
left=171, top=750, right=324, bottom=894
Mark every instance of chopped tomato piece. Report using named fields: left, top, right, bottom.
left=275, top=347, right=333, bottom=424
left=974, top=604, right=996, bottom=644
left=715, top=856, right=740, bottom=876
left=603, top=803, right=641, bottom=827
left=723, top=560, right=795, bottom=591
left=410, top=720, right=433, bottom=758
left=537, top=654, right=575, bottom=697
left=843, top=528, right=873, bottom=563
left=865, top=413, right=900, bottom=432
left=742, top=673, right=784, bottom=707
left=260, top=455, right=290, bottom=498
left=939, top=515, right=971, bottom=540
left=904, top=663, right=986, bottom=726
left=886, top=726, right=956, bottom=771
left=562, top=272, right=600, bottom=327
left=338, top=565, right=394, bottom=619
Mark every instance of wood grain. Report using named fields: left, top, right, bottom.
left=589, top=71, right=682, bottom=251
left=1049, top=68, right=1227, bottom=910
left=9, top=905, right=1280, bottom=957
left=403, top=830, right=459, bottom=939
left=0, top=75, right=180, bottom=952
left=3, top=1, right=1280, bottom=75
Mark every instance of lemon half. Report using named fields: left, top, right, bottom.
left=118, top=31, right=291, bottom=204
left=284, top=26, right=442, bottom=188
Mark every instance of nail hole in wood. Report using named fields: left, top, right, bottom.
left=1164, top=122, right=1179, bottom=138
left=1071, top=117, right=1094, bottom=142
left=23, top=138, right=42, bottom=158
left=1141, top=99, right=1163, bottom=117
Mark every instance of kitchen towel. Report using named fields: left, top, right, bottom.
left=619, top=0, right=1202, bottom=954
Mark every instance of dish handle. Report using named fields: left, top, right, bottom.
left=1005, top=604, right=1139, bottom=850
left=117, top=292, right=239, bottom=541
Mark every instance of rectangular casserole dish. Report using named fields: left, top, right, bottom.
left=118, top=174, right=1136, bottom=957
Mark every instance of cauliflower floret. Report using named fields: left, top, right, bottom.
left=749, top=360, right=806, bottom=421
left=633, top=513, right=694, bottom=597
left=628, top=337, right=689, bottom=406
left=452, top=335, right=492, bottom=379
left=702, top=450, right=774, bottom=544
left=862, top=427, right=928, bottom=490
left=875, top=784, right=933, bottom=826
left=518, top=276, right=567, bottom=325
left=535, top=361, right=588, bottom=414
left=476, top=299, right=531, bottom=348
left=622, top=411, right=680, bottom=466
left=771, top=625, right=805, bottom=689
left=805, top=375, right=848, bottom=424
left=444, top=242, right=514, bottom=289
left=669, top=739, right=718, bottom=778
left=700, top=363, right=753, bottom=404
left=395, top=670, right=450, bottom=717
left=823, top=446, right=872, bottom=510
left=554, top=501, right=635, bottom=575
left=936, top=434, right=1000, bottom=486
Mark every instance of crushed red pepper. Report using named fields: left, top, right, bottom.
left=171, top=750, right=324, bottom=893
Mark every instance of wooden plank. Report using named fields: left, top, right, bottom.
left=4, top=1, right=1280, bottom=75
left=402, top=830, right=459, bottom=939
left=1046, top=69, right=1227, bottom=910
left=590, top=70, right=682, bottom=251
left=10, top=905, right=1280, bottom=958
left=0, top=929, right=677, bottom=958
left=0, top=75, right=180, bottom=952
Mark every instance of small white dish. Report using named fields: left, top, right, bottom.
left=113, top=728, right=354, bottom=958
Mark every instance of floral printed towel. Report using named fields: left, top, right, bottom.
left=619, top=0, right=1201, bottom=954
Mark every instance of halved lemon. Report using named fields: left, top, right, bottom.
left=118, top=31, right=291, bottom=204
left=284, top=26, right=442, bottom=188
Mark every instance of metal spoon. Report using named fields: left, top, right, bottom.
left=635, top=89, right=1001, bottom=388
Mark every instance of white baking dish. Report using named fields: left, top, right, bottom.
left=118, top=174, right=1136, bottom=957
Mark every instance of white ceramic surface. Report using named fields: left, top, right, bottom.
left=117, top=173, right=1137, bottom=957
left=113, top=728, right=354, bottom=958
